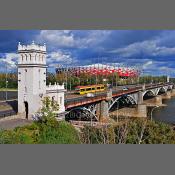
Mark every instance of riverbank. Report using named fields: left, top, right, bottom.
left=0, top=88, right=17, bottom=91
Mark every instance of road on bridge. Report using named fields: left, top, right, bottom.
left=65, top=83, right=173, bottom=109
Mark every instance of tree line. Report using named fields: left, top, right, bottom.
left=0, top=72, right=173, bottom=90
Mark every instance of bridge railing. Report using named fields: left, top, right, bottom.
left=65, top=93, right=107, bottom=108
left=65, top=83, right=174, bottom=109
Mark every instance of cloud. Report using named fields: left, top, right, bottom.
left=0, top=30, right=175, bottom=76
left=0, top=52, right=18, bottom=72
left=36, top=30, right=111, bottom=50
left=37, top=30, right=75, bottom=48
left=142, top=60, right=153, bottom=69
left=110, top=39, right=175, bottom=59
left=47, top=50, right=77, bottom=67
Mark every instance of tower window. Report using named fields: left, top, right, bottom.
left=60, top=97, right=62, bottom=105
left=39, top=69, right=41, bottom=89
left=25, top=86, right=27, bottom=93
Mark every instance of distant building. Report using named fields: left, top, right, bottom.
left=56, top=64, right=140, bottom=78
left=18, top=41, right=66, bottom=119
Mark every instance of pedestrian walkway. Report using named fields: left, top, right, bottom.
left=0, top=115, right=32, bottom=130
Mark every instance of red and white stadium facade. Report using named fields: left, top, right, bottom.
left=56, top=64, right=141, bottom=78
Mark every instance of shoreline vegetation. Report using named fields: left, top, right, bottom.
left=0, top=97, right=175, bottom=144
left=0, top=118, right=174, bottom=144
left=0, top=88, right=17, bottom=91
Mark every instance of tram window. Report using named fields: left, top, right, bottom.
left=86, top=88, right=91, bottom=91
left=80, top=89, right=85, bottom=92
left=92, top=88, right=95, bottom=90
left=101, top=86, right=104, bottom=89
left=97, top=87, right=101, bottom=90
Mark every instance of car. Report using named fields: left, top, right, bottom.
left=86, top=93, right=95, bottom=97
left=122, top=87, right=128, bottom=91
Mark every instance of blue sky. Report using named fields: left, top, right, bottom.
left=0, top=30, right=175, bottom=76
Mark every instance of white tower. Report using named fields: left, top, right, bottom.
left=18, top=41, right=47, bottom=117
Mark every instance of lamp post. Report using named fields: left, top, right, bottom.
left=117, top=101, right=119, bottom=123
left=5, top=62, right=8, bottom=101
left=150, top=105, right=159, bottom=121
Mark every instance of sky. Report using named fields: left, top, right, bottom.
left=0, top=30, right=175, bottom=76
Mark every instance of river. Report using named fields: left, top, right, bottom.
left=152, top=97, right=175, bottom=124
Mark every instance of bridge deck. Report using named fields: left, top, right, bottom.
left=65, top=83, right=173, bottom=109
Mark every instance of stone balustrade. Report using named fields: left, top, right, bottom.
left=18, top=41, right=46, bottom=52
left=46, top=82, right=65, bottom=90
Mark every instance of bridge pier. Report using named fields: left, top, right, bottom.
left=136, top=104, right=147, bottom=118
left=96, top=103, right=101, bottom=120
left=96, top=100, right=109, bottom=121
left=162, top=91, right=171, bottom=99
left=138, top=91, right=143, bottom=104
left=96, top=90, right=112, bottom=121
left=171, top=89, right=175, bottom=96
left=154, top=95, right=162, bottom=105
left=100, top=100, right=109, bottom=119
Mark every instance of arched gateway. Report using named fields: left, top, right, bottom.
left=18, top=41, right=66, bottom=119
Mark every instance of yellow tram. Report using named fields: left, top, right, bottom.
left=75, top=84, right=106, bottom=95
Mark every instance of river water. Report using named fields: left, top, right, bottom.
left=152, top=97, right=175, bottom=124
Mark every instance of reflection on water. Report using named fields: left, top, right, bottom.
left=152, top=97, right=175, bottom=124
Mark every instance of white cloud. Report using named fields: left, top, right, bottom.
left=37, top=30, right=75, bottom=48
left=36, top=30, right=112, bottom=50
left=47, top=50, right=77, bottom=66
left=110, top=39, right=175, bottom=58
left=0, top=53, right=18, bottom=68
left=142, top=60, right=153, bottom=69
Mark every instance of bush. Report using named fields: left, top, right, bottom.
left=80, top=119, right=175, bottom=144
left=36, top=120, right=80, bottom=144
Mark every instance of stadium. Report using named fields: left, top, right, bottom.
left=55, top=64, right=141, bottom=78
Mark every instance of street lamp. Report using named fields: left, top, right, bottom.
left=116, top=101, right=119, bottom=123
left=5, top=62, right=8, bottom=101
left=150, top=105, right=159, bottom=121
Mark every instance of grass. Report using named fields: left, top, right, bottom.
left=0, top=88, right=17, bottom=91
left=0, top=120, right=81, bottom=144
left=0, top=105, right=12, bottom=111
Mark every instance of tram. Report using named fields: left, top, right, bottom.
left=75, top=84, right=106, bottom=95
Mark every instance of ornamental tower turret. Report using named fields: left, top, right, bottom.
left=18, top=41, right=47, bottom=117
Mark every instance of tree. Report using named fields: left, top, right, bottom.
left=80, top=119, right=175, bottom=144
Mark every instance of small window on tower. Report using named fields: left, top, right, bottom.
left=60, top=97, right=62, bottom=105
left=25, top=87, right=27, bottom=93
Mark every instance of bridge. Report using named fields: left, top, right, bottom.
left=65, top=83, right=174, bottom=121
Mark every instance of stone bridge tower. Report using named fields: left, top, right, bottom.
left=17, top=41, right=47, bottom=117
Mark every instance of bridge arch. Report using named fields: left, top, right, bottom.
left=156, top=87, right=167, bottom=95
left=143, top=90, right=156, bottom=97
left=108, top=94, right=137, bottom=111
left=66, top=106, right=98, bottom=121
left=143, top=90, right=155, bottom=100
